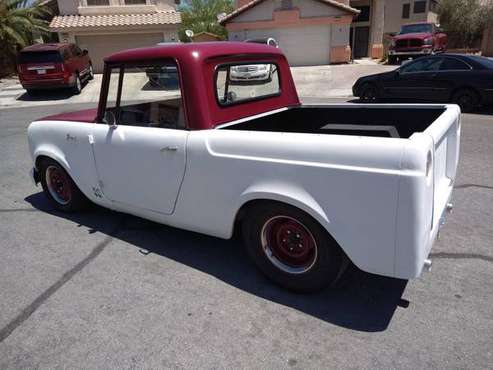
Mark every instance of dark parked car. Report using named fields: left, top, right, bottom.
left=18, top=43, right=93, bottom=95
left=353, top=54, right=493, bottom=112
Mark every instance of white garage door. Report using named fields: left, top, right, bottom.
left=245, top=26, right=331, bottom=66
left=76, top=33, right=165, bottom=73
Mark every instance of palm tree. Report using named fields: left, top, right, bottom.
left=179, top=0, right=234, bottom=41
left=0, top=0, right=51, bottom=75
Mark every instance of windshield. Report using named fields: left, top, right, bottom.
left=18, top=51, right=62, bottom=64
left=400, top=24, right=432, bottom=34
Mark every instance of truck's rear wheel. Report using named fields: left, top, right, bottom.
left=39, top=158, right=90, bottom=211
left=242, top=202, right=342, bottom=293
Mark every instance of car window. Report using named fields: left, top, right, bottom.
left=400, top=58, right=443, bottom=73
left=440, top=58, right=471, bottom=71
left=215, top=63, right=280, bottom=106
left=18, top=51, right=63, bottom=64
left=104, top=61, right=185, bottom=129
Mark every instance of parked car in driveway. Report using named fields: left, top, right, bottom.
left=388, top=22, right=447, bottom=64
left=18, top=43, right=93, bottom=95
left=28, top=42, right=460, bottom=292
left=353, top=54, right=493, bottom=112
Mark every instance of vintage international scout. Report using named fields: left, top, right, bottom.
left=28, top=42, right=461, bottom=292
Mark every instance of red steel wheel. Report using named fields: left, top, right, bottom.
left=45, top=165, right=72, bottom=205
left=260, top=216, right=318, bottom=274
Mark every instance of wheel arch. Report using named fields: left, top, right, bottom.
left=34, top=147, right=70, bottom=174
left=449, top=85, right=482, bottom=103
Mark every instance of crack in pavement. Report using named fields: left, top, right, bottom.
left=429, top=252, right=493, bottom=263
left=0, top=217, right=123, bottom=343
left=454, top=183, right=493, bottom=190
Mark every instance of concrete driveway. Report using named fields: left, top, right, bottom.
left=0, top=100, right=492, bottom=368
left=0, top=64, right=396, bottom=109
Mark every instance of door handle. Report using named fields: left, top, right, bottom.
left=160, top=146, right=178, bottom=152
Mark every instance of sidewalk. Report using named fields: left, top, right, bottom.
left=0, top=64, right=396, bottom=109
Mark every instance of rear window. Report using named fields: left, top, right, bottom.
left=18, top=51, right=62, bottom=64
left=215, top=63, right=281, bottom=106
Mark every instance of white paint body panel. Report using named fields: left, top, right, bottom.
left=27, top=103, right=461, bottom=280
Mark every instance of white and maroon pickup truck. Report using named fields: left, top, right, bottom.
left=28, top=42, right=461, bottom=292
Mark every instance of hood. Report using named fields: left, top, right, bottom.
left=393, top=32, right=433, bottom=40
left=38, top=108, right=97, bottom=123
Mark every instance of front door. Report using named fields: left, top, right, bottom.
left=351, top=26, right=369, bottom=59
left=383, top=57, right=444, bottom=101
left=92, top=62, right=188, bottom=214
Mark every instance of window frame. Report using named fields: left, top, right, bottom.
left=399, top=57, right=444, bottom=74
left=97, top=58, right=188, bottom=129
left=439, top=57, right=473, bottom=71
left=213, top=61, right=282, bottom=108
left=124, top=0, right=148, bottom=5
left=413, top=1, right=426, bottom=14
left=86, top=0, right=110, bottom=6
left=402, top=3, right=410, bottom=18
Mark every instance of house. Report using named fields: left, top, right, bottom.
left=221, top=0, right=440, bottom=64
left=350, top=0, right=438, bottom=59
left=50, top=0, right=182, bottom=72
left=220, top=0, right=360, bottom=65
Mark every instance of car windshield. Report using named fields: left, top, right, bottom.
left=400, top=24, right=432, bottom=34
left=18, top=51, right=62, bottom=64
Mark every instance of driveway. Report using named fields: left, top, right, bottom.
left=0, top=64, right=396, bottom=109
left=0, top=100, right=492, bottom=368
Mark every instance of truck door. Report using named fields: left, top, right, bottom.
left=91, top=63, right=188, bottom=215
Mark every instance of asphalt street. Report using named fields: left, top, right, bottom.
left=0, top=101, right=492, bottom=369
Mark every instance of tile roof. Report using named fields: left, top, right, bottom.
left=50, top=11, right=181, bottom=30
left=219, top=0, right=360, bottom=25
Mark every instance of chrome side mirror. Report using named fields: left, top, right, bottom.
left=103, top=110, right=117, bottom=129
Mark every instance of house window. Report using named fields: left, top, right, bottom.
left=280, top=0, right=293, bottom=10
left=125, top=0, right=147, bottom=4
left=413, top=1, right=426, bottom=13
left=86, top=0, right=110, bottom=6
left=354, top=6, right=370, bottom=22
left=402, top=3, right=410, bottom=18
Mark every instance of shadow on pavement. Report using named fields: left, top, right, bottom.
left=25, top=191, right=408, bottom=333
left=16, top=89, right=75, bottom=102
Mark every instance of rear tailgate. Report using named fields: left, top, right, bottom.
left=424, top=104, right=461, bottom=228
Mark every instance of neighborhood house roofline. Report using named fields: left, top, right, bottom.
left=49, top=12, right=181, bottom=32
left=219, top=0, right=360, bottom=25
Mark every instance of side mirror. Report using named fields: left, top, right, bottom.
left=103, top=110, right=117, bottom=129
left=82, top=49, right=88, bottom=56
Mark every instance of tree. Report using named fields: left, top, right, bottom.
left=178, top=0, right=234, bottom=42
left=0, top=0, right=51, bottom=75
left=438, top=0, right=493, bottom=49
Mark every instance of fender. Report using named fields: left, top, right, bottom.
left=33, top=145, right=70, bottom=173
left=233, top=181, right=332, bottom=237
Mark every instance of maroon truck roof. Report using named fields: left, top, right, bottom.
left=20, top=43, right=69, bottom=52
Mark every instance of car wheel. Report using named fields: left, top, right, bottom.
left=388, top=56, right=397, bottom=65
left=88, top=64, right=94, bottom=80
left=72, top=73, right=82, bottom=95
left=39, top=158, right=90, bottom=211
left=359, top=83, right=379, bottom=102
left=242, top=202, right=343, bottom=293
left=452, top=89, right=479, bottom=113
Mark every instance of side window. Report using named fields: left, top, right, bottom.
left=402, top=3, right=410, bottom=18
left=440, top=58, right=471, bottom=71
left=215, top=63, right=280, bottom=106
left=400, top=58, right=443, bottom=73
left=413, top=1, right=426, bottom=13
left=103, top=61, right=185, bottom=129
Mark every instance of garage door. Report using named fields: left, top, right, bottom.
left=76, top=33, right=165, bottom=73
left=245, top=26, right=331, bottom=66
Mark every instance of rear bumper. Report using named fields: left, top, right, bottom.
left=389, top=48, right=433, bottom=56
left=20, top=76, right=74, bottom=90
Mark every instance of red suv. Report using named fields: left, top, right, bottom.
left=18, top=43, right=93, bottom=95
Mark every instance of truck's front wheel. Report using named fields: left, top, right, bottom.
left=242, top=202, right=343, bottom=293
